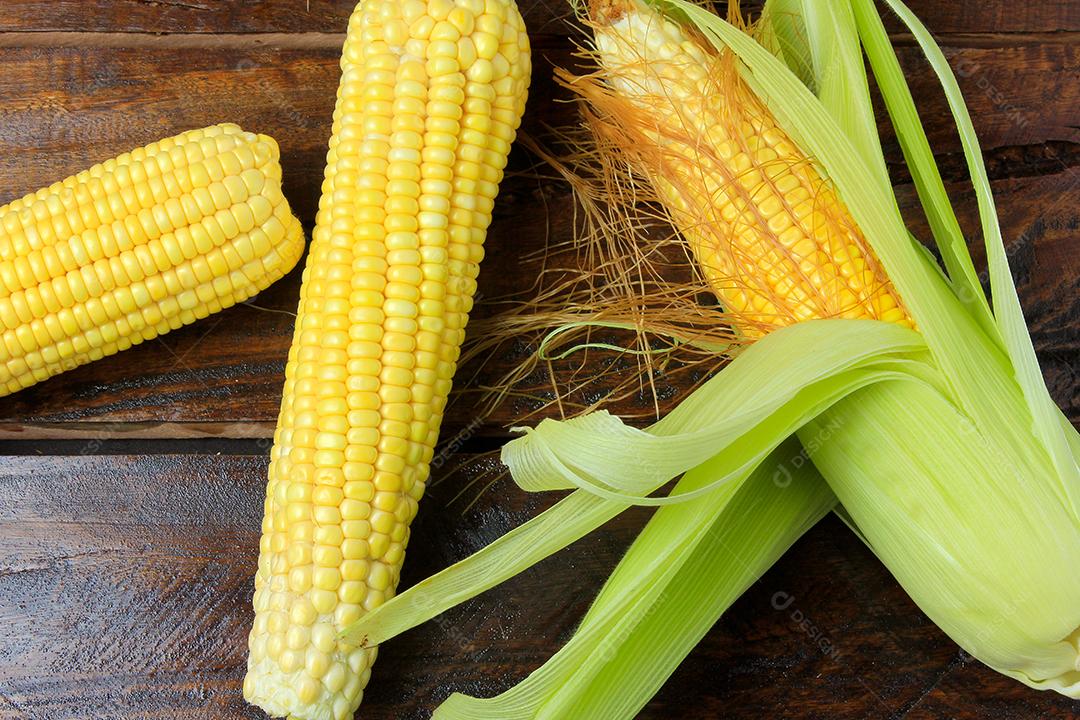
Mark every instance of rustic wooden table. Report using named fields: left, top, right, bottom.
left=0, top=1, right=1078, bottom=718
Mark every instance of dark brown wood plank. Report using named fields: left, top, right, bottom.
left=0, top=0, right=356, bottom=34
left=0, top=164, right=1075, bottom=438
left=0, top=452, right=1076, bottom=719
left=0, top=0, right=576, bottom=36
left=883, top=2, right=1080, bottom=35
left=0, top=40, right=571, bottom=222
left=900, top=659, right=1080, bottom=719
left=0, top=453, right=261, bottom=719
left=0, top=43, right=339, bottom=223
left=1, top=40, right=1075, bottom=207
left=0, top=0, right=1077, bottom=35
left=0, top=36, right=1076, bottom=437
left=894, top=42, right=1080, bottom=152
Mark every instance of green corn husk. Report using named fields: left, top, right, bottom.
left=683, top=0, right=1080, bottom=692
left=437, top=436, right=836, bottom=719
left=341, top=0, right=1080, bottom=710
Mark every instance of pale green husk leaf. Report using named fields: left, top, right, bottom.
left=435, top=438, right=835, bottom=719
left=341, top=319, right=924, bottom=646
left=869, top=0, right=1079, bottom=519
left=804, top=382, right=1080, bottom=694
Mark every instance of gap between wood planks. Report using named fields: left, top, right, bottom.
left=0, top=421, right=514, bottom=445
left=0, top=432, right=506, bottom=455
left=0, top=30, right=560, bottom=50
left=0, top=29, right=1076, bottom=50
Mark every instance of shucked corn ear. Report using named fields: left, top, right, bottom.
left=242, top=0, right=530, bottom=717
left=587, top=0, right=913, bottom=334
left=0, top=124, right=305, bottom=396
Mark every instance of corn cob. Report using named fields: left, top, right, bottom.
left=242, top=0, right=530, bottom=717
left=587, top=0, right=913, bottom=333
left=0, top=123, right=305, bottom=396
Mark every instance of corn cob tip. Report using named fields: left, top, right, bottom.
left=254, top=132, right=281, bottom=159
left=589, top=0, right=629, bottom=24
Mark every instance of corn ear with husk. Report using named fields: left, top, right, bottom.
left=341, top=0, right=1080, bottom=712
left=581, top=0, right=1080, bottom=695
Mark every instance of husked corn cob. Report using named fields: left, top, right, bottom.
left=243, top=0, right=530, bottom=717
left=0, top=123, right=305, bottom=396
left=588, top=0, right=913, bottom=333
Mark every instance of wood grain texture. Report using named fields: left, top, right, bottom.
left=0, top=3, right=1077, bottom=719
left=894, top=42, right=1080, bottom=151
left=0, top=41, right=575, bottom=218
left=0, top=0, right=576, bottom=36
left=0, top=453, right=1077, bottom=719
left=0, top=0, right=1077, bottom=35
left=0, top=166, right=1075, bottom=438
left=0, top=35, right=1076, bottom=437
left=0, top=41, right=1076, bottom=211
